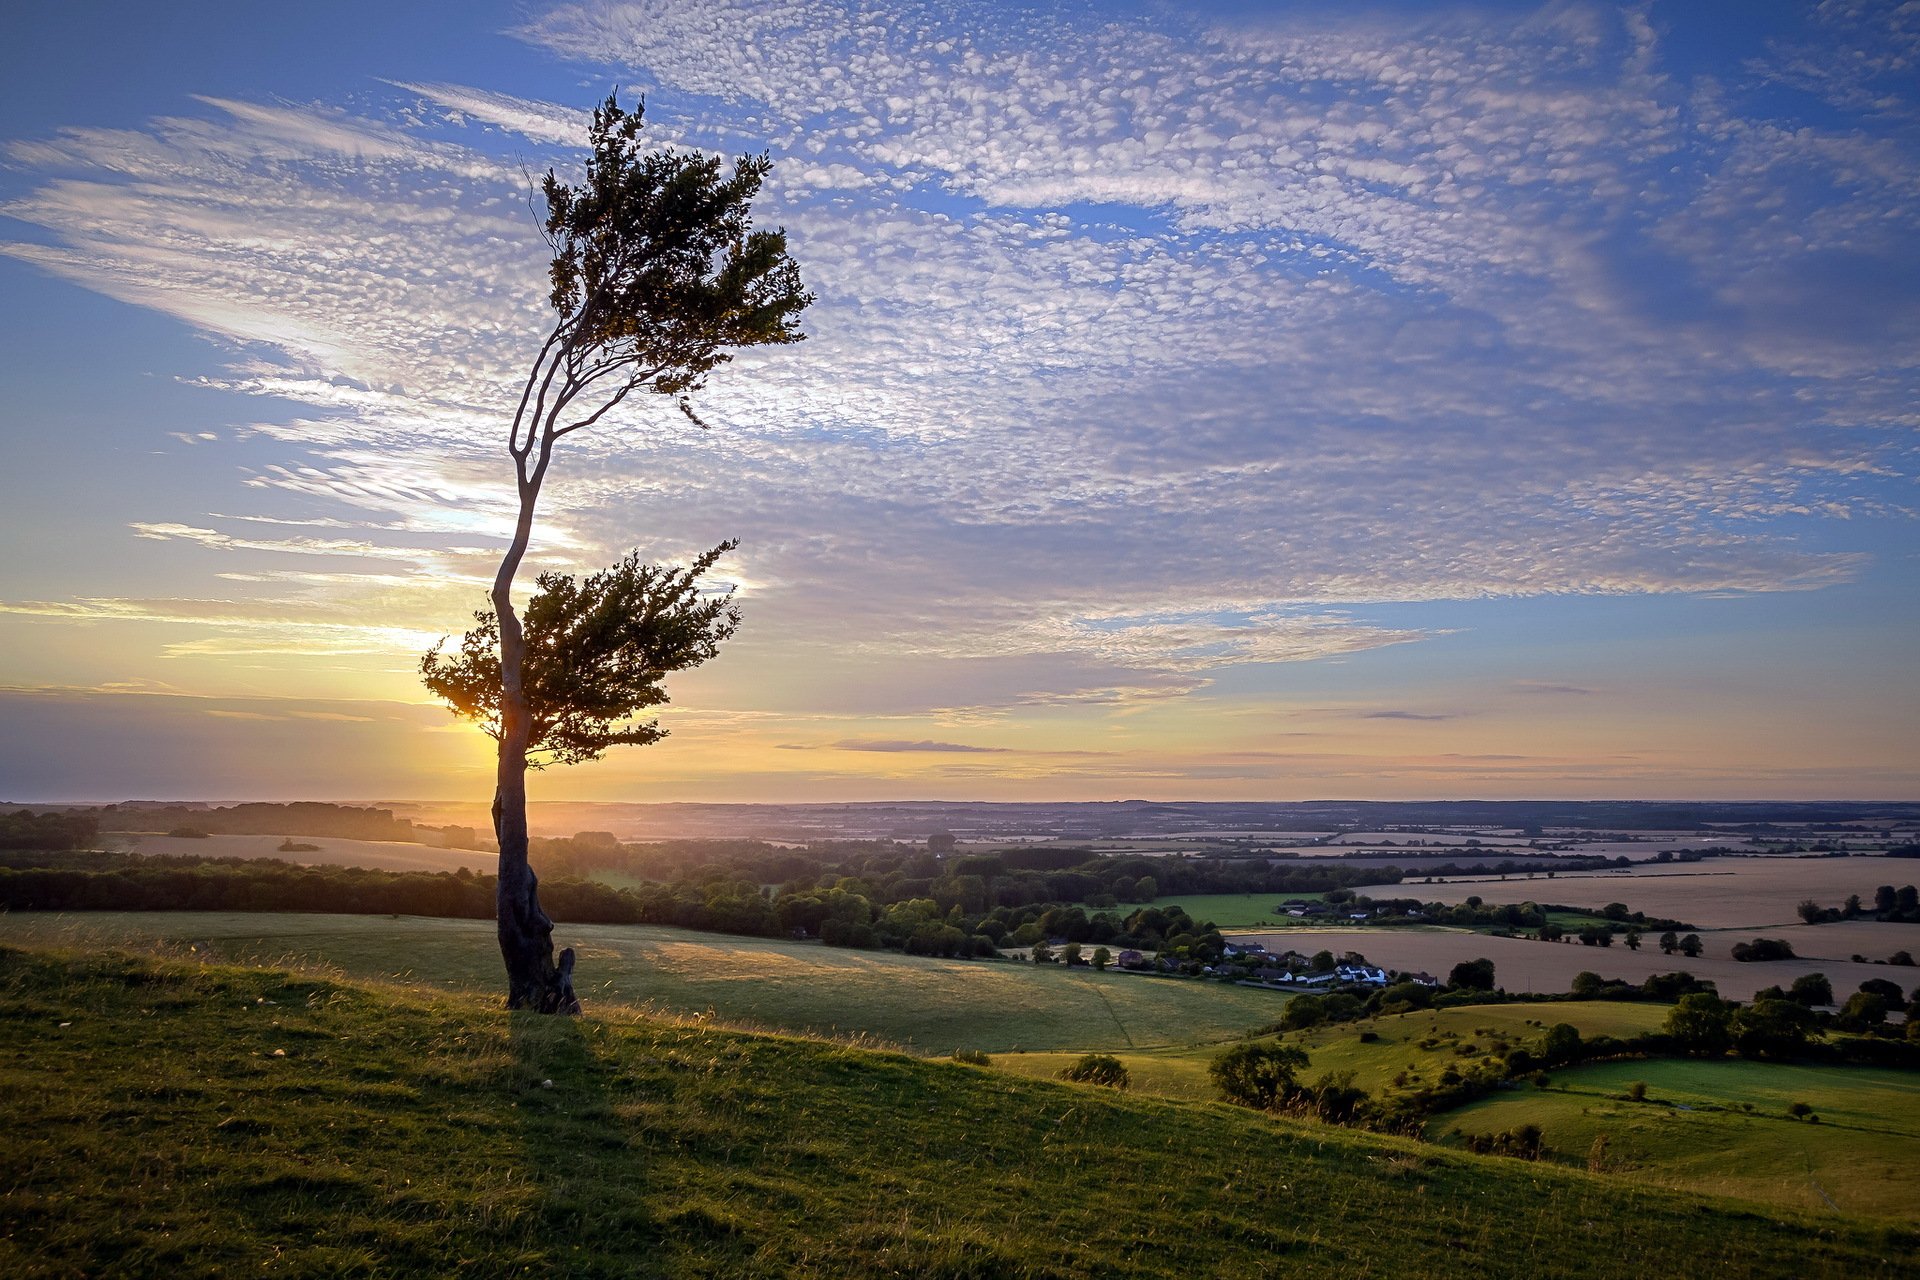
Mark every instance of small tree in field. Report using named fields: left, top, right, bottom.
left=426, top=96, right=810, bottom=1012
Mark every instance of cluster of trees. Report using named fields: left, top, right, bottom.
left=1729, top=937, right=1796, bottom=962
left=0, top=848, right=1251, bottom=969
left=0, top=850, right=762, bottom=934
left=0, top=810, right=98, bottom=851
left=83, top=802, right=441, bottom=843
left=1797, top=884, right=1920, bottom=924
left=1343, top=892, right=1688, bottom=935
left=1208, top=1043, right=1365, bottom=1121
left=1662, top=979, right=1919, bottom=1060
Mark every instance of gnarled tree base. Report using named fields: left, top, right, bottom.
left=496, top=795, right=581, bottom=1015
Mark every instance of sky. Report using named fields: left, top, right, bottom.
left=1, top=0, right=1916, bottom=804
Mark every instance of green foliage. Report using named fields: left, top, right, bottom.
left=1448, top=957, right=1496, bottom=991
left=0, top=810, right=98, bottom=851
left=422, top=544, right=740, bottom=767
left=1058, top=1053, right=1130, bottom=1090
left=1665, top=993, right=1734, bottom=1057
left=540, top=96, right=810, bottom=415
left=1210, top=1042, right=1311, bottom=1110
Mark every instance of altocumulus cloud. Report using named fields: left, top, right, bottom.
left=0, top=0, right=1914, bottom=717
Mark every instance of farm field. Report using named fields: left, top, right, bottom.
left=104, top=831, right=495, bottom=874
left=1366, top=856, right=1911, bottom=929
left=1433, top=1059, right=1920, bottom=1221
left=1229, top=927, right=1911, bottom=1004
left=0, top=911, right=1285, bottom=1054
left=994, top=1001, right=1677, bottom=1102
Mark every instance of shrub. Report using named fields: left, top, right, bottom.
left=1058, top=1053, right=1129, bottom=1090
left=950, top=1048, right=992, bottom=1066
left=1625, top=1080, right=1647, bottom=1102
left=1210, top=1042, right=1309, bottom=1110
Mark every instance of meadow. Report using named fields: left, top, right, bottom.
left=993, top=1001, right=1676, bottom=1102
left=0, top=911, right=1283, bottom=1054
left=0, top=944, right=1901, bottom=1279
left=1435, top=1058, right=1920, bottom=1221
left=1101, top=892, right=1323, bottom=927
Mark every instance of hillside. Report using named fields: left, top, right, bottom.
left=1, top=945, right=1908, bottom=1278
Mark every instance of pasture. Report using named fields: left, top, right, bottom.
left=1367, top=856, right=1911, bottom=930
left=0, top=911, right=1284, bottom=1054
left=1433, top=1058, right=1920, bottom=1221
left=995, top=1001, right=1676, bottom=1102
left=1230, top=927, right=1915, bottom=1004
left=1115, top=893, right=1323, bottom=928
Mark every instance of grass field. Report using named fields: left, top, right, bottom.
left=995, top=1002, right=1676, bottom=1103
left=0, top=944, right=1902, bottom=1278
left=1094, top=892, right=1325, bottom=928
left=0, top=912, right=1287, bottom=1054
left=1433, top=1058, right=1920, bottom=1221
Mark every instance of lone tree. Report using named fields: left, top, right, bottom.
left=422, top=96, right=811, bottom=1013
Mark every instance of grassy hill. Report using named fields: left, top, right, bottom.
left=0, top=912, right=1284, bottom=1053
left=1, top=944, right=1908, bottom=1279
left=1435, top=1058, right=1920, bottom=1221
left=994, top=1001, right=1676, bottom=1102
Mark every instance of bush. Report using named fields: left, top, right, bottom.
left=1625, top=1080, right=1647, bottom=1102
left=1210, top=1042, right=1309, bottom=1110
left=1730, top=938, right=1796, bottom=962
left=950, top=1048, right=992, bottom=1066
left=1058, top=1053, right=1129, bottom=1090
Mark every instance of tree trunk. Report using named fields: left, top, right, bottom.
left=491, top=468, right=579, bottom=1015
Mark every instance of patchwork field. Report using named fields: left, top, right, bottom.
left=1433, top=1058, right=1920, bottom=1221
left=0, top=911, right=1284, bottom=1054
left=1369, top=856, right=1912, bottom=930
left=105, top=831, right=495, bottom=874
left=1230, top=927, right=1912, bottom=1004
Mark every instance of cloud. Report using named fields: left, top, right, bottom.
left=0, top=1, right=1913, bottom=724
left=1361, top=710, right=1457, bottom=722
left=828, top=738, right=1009, bottom=754
left=1513, top=681, right=1597, bottom=697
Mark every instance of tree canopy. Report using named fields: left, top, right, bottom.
left=422, top=543, right=740, bottom=768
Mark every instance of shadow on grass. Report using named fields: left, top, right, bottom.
left=507, top=1012, right=661, bottom=1269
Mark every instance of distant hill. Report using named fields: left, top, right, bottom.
left=0, top=945, right=1901, bottom=1278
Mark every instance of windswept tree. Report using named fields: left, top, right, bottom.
left=423, top=96, right=811, bottom=1012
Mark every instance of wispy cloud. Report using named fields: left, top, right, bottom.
left=1, top=0, right=1914, bottom=731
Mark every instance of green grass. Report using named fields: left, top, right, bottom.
left=1, top=944, right=1906, bottom=1278
left=1282, top=1002, right=1675, bottom=1094
left=994, top=1001, right=1676, bottom=1102
left=1089, top=892, right=1326, bottom=927
left=0, top=912, right=1287, bottom=1054
left=1433, top=1058, right=1920, bottom=1221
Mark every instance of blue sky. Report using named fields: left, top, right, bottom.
left=1, top=0, right=1916, bottom=801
